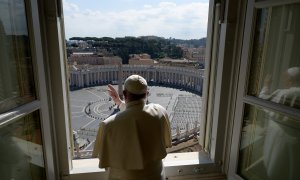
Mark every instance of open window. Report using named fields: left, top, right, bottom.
left=63, top=1, right=208, bottom=158
left=60, top=0, right=229, bottom=179
left=229, top=0, right=300, bottom=179
left=50, top=0, right=247, bottom=179
left=3, top=0, right=287, bottom=179
left=0, top=0, right=56, bottom=179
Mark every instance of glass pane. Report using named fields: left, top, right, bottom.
left=0, top=0, right=36, bottom=114
left=248, top=4, right=300, bottom=109
left=0, top=111, right=45, bottom=180
left=238, top=104, right=300, bottom=180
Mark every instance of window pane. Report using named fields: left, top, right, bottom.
left=248, top=4, right=300, bottom=109
left=0, top=111, right=45, bottom=180
left=0, top=0, right=36, bottom=114
left=238, top=104, right=300, bottom=180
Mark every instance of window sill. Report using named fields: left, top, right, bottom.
left=69, top=151, right=220, bottom=180
left=71, top=158, right=105, bottom=174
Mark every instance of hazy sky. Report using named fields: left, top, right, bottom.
left=63, top=0, right=209, bottom=40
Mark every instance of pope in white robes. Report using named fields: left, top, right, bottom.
left=92, top=75, right=172, bottom=180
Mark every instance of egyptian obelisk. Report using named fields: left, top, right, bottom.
left=118, top=62, right=123, bottom=99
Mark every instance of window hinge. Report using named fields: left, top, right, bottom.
left=60, top=172, right=70, bottom=180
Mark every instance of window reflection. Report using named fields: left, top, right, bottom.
left=259, top=67, right=300, bottom=108
left=0, top=111, right=45, bottom=180
left=239, top=3, right=300, bottom=179
left=248, top=4, right=300, bottom=109
left=0, top=0, right=36, bottom=114
left=238, top=105, right=300, bottom=180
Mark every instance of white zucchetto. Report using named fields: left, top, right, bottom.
left=124, top=75, right=148, bottom=94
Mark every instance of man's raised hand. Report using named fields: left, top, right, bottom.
left=107, top=84, right=122, bottom=106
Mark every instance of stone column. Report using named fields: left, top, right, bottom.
left=79, top=73, right=83, bottom=87
left=92, top=73, right=94, bottom=84
left=86, top=72, right=90, bottom=86
left=79, top=73, right=82, bottom=87
left=76, top=74, right=79, bottom=87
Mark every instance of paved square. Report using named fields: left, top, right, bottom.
left=70, top=85, right=202, bottom=151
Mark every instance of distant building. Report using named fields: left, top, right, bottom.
left=69, top=64, right=204, bottom=94
left=159, top=58, right=198, bottom=68
left=128, top=53, right=155, bottom=65
left=68, top=53, right=122, bottom=65
left=182, top=47, right=206, bottom=64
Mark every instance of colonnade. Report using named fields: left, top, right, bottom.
left=69, top=65, right=204, bottom=94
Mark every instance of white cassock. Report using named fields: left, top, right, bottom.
left=92, top=100, right=172, bottom=180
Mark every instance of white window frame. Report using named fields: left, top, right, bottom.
left=65, top=0, right=221, bottom=175
left=228, top=0, right=300, bottom=179
left=0, top=0, right=57, bottom=179
left=34, top=0, right=254, bottom=179
left=204, top=0, right=249, bottom=173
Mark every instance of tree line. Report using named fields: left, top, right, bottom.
left=67, top=36, right=206, bottom=64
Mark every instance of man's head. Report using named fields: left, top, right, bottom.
left=283, top=67, right=300, bottom=87
left=123, top=75, right=148, bottom=102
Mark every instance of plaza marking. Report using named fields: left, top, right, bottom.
left=83, top=141, right=95, bottom=151
left=93, top=105, right=108, bottom=117
left=71, top=85, right=202, bottom=141
left=95, top=105, right=104, bottom=115
left=72, top=111, right=84, bottom=114
left=71, top=105, right=85, bottom=108
left=81, top=119, right=97, bottom=129
left=86, top=89, right=105, bottom=98
left=70, top=99, right=88, bottom=103
left=72, top=114, right=86, bottom=118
